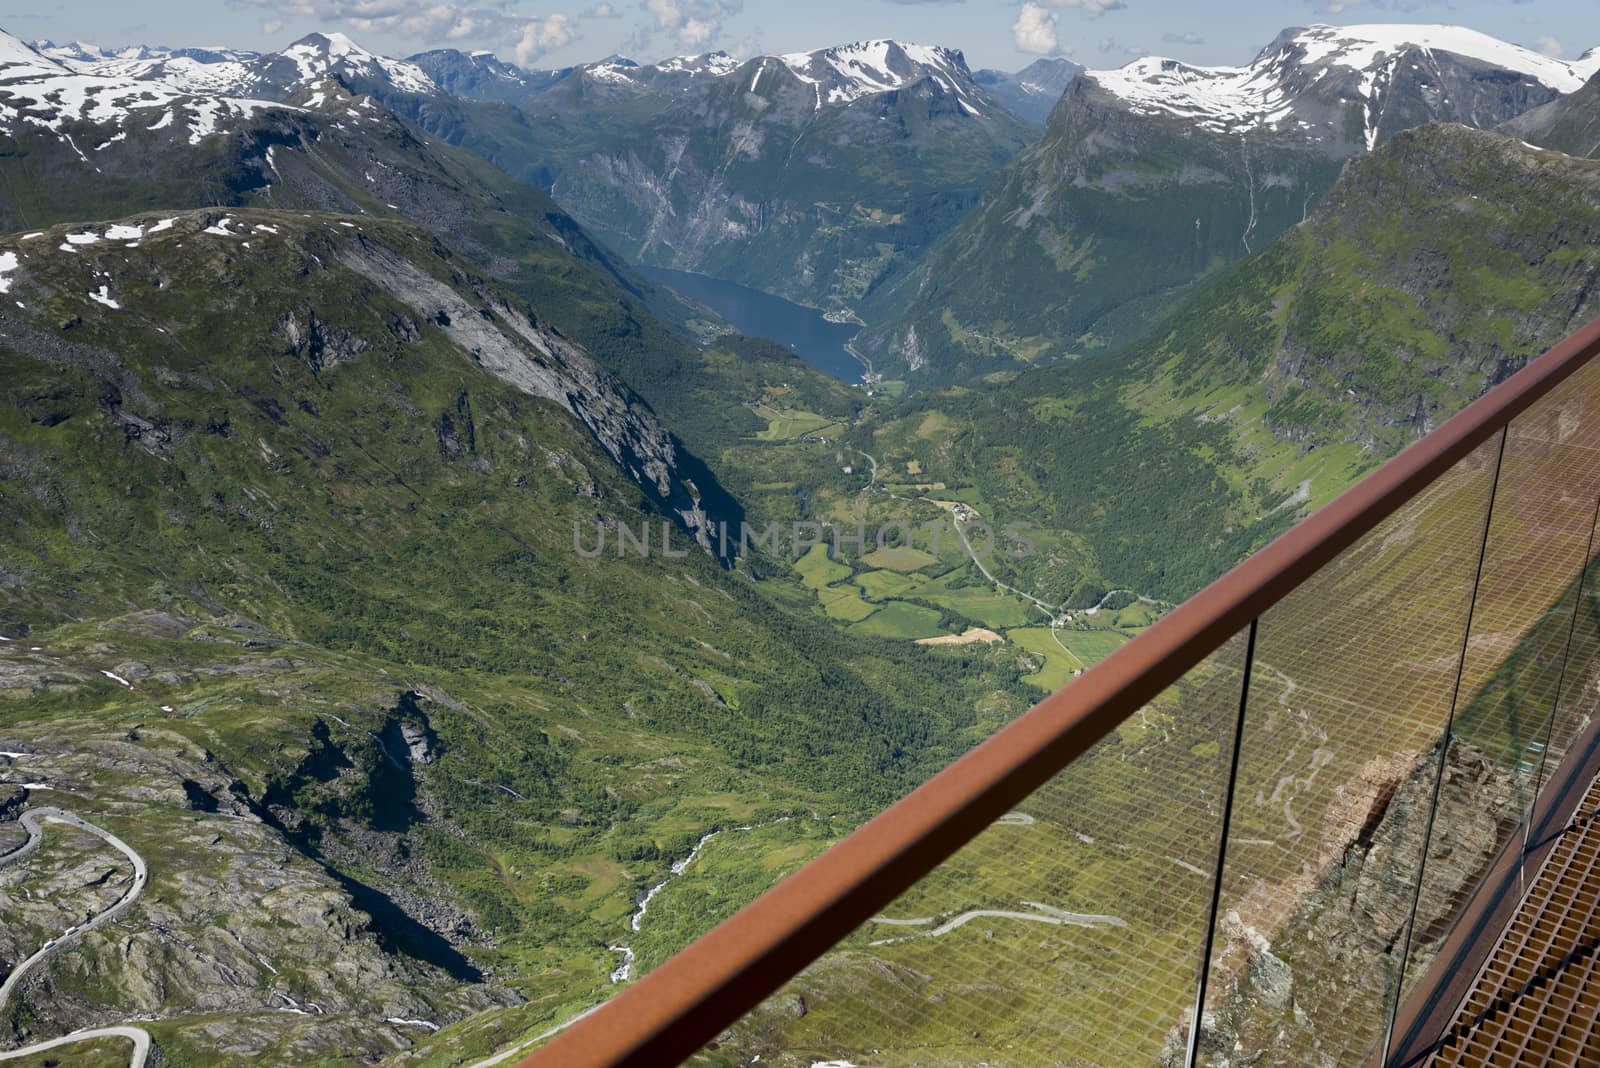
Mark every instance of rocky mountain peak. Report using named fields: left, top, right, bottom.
left=776, top=40, right=977, bottom=106
left=268, top=31, right=436, bottom=95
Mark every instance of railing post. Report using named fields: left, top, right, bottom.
left=1184, top=617, right=1258, bottom=1068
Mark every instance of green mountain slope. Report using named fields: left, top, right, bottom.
left=856, top=26, right=1587, bottom=384
left=0, top=211, right=1029, bottom=1063
left=856, top=74, right=1342, bottom=382
left=845, top=125, right=1600, bottom=604
left=685, top=123, right=1600, bottom=1068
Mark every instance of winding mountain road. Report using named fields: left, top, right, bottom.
left=0, top=1026, right=149, bottom=1065
left=0, top=806, right=151, bottom=1068
left=870, top=899, right=1126, bottom=939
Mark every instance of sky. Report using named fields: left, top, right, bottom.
left=8, top=1, right=1600, bottom=74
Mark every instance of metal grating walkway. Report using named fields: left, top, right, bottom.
left=1426, top=774, right=1600, bottom=1066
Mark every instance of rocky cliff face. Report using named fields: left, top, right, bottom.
left=403, top=43, right=1034, bottom=312
left=0, top=690, right=516, bottom=1063
left=335, top=237, right=722, bottom=548
left=1507, top=68, right=1600, bottom=158
left=1173, top=739, right=1524, bottom=1067
left=0, top=210, right=734, bottom=556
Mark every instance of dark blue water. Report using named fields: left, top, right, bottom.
left=639, top=265, right=864, bottom=383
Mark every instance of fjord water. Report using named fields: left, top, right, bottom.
left=639, top=265, right=864, bottom=382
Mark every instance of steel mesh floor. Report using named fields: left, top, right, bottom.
left=1426, top=773, right=1600, bottom=1066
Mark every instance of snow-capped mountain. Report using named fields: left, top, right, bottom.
left=564, top=40, right=992, bottom=114
left=0, top=30, right=283, bottom=146
left=775, top=41, right=981, bottom=108
left=49, top=31, right=436, bottom=101
left=1086, top=24, right=1600, bottom=149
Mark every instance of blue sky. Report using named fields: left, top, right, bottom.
left=9, top=1, right=1600, bottom=73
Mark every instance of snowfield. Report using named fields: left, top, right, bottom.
left=0, top=30, right=285, bottom=146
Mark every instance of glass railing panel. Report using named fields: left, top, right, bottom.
left=1525, top=529, right=1600, bottom=850
left=1503, top=359, right=1600, bottom=874
left=1445, top=356, right=1600, bottom=850
left=1193, top=435, right=1503, bottom=1066
left=1381, top=357, right=1600, bottom=1059
left=693, top=630, right=1251, bottom=1068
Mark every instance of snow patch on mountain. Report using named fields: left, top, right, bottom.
left=655, top=51, right=741, bottom=77
left=778, top=40, right=979, bottom=107
left=1091, top=57, right=1293, bottom=132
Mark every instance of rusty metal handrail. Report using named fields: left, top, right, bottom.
left=524, top=315, right=1600, bottom=1068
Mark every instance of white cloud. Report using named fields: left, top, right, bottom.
left=1307, top=0, right=1430, bottom=12
left=1013, top=2, right=1060, bottom=55
left=1161, top=30, right=1203, bottom=45
left=581, top=2, right=621, bottom=16
left=1534, top=34, right=1564, bottom=58
left=641, top=0, right=741, bottom=50
left=516, top=16, right=578, bottom=64
left=238, top=1, right=581, bottom=62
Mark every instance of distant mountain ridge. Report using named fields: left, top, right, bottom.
left=34, top=38, right=260, bottom=65
left=414, top=39, right=1006, bottom=114
left=857, top=22, right=1600, bottom=383
left=1085, top=24, right=1600, bottom=148
left=41, top=30, right=1036, bottom=311
left=0, top=27, right=725, bottom=435
left=0, top=31, right=285, bottom=144
left=975, top=57, right=1083, bottom=127
left=37, top=30, right=436, bottom=98
left=408, top=47, right=572, bottom=102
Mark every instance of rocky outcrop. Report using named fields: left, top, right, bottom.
left=337, top=236, right=728, bottom=552
left=1179, top=739, right=1523, bottom=1065
left=0, top=733, right=515, bottom=1062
